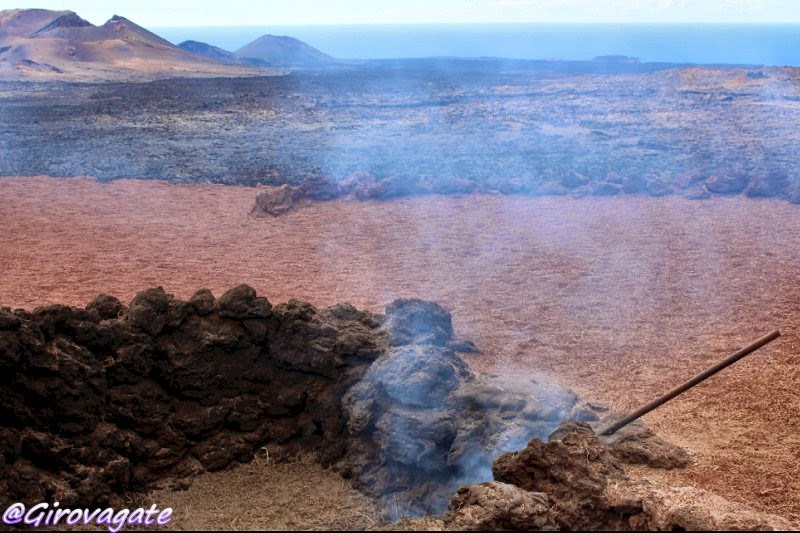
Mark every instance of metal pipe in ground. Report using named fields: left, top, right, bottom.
left=600, top=330, right=782, bottom=436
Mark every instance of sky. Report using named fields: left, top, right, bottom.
left=0, top=0, right=797, bottom=26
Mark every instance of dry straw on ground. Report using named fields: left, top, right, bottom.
left=138, top=454, right=381, bottom=531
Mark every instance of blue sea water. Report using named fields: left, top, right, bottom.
left=155, top=24, right=800, bottom=66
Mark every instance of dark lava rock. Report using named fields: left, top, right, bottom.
left=339, top=172, right=424, bottom=200
left=0, top=309, right=22, bottom=330
left=383, top=298, right=454, bottom=347
left=706, top=172, right=750, bottom=195
left=339, top=171, right=378, bottom=200
left=408, top=421, right=788, bottom=531
left=684, top=184, right=712, bottom=200
left=745, top=170, right=788, bottom=198
left=493, top=422, right=619, bottom=530
left=216, top=284, right=271, bottom=319
left=599, top=420, right=692, bottom=469
left=86, top=294, right=125, bottom=320
left=622, top=175, right=649, bottom=194
left=428, top=176, right=477, bottom=195
left=560, top=171, right=590, bottom=189
left=189, top=289, right=215, bottom=316
left=269, top=301, right=343, bottom=377
left=490, top=420, right=694, bottom=530
left=127, top=287, right=172, bottom=336
left=442, top=482, right=555, bottom=530
left=591, top=181, right=622, bottom=196
left=299, top=173, right=340, bottom=201
left=250, top=184, right=302, bottom=217
left=370, top=174, right=425, bottom=200
left=365, top=344, right=466, bottom=408
left=342, top=344, right=587, bottom=517
left=645, top=175, right=673, bottom=196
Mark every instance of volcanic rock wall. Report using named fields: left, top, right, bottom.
left=251, top=168, right=800, bottom=217
left=0, top=285, right=597, bottom=517
left=0, top=285, right=385, bottom=507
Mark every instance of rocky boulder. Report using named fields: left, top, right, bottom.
left=401, top=422, right=791, bottom=530
left=342, top=301, right=602, bottom=516
left=684, top=183, right=712, bottom=200
left=85, top=294, right=126, bottom=320
left=369, top=174, right=426, bottom=200
left=493, top=422, right=620, bottom=529
left=298, top=173, right=340, bottom=201
left=621, top=175, right=649, bottom=194
left=746, top=170, right=789, bottom=198
left=706, top=172, right=750, bottom=195
left=250, top=184, right=303, bottom=216
left=606, top=481, right=794, bottom=531
left=382, top=298, right=454, bottom=347
left=560, top=171, right=591, bottom=189
left=645, top=174, right=674, bottom=196
left=591, top=181, right=622, bottom=196
left=339, top=171, right=378, bottom=200
left=443, top=482, right=555, bottom=530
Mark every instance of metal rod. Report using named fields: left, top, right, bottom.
left=600, top=330, right=781, bottom=436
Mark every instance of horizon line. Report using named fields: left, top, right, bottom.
left=151, top=21, right=800, bottom=28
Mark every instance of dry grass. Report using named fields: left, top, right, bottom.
left=134, top=454, right=382, bottom=531
left=47, top=453, right=382, bottom=531
left=1, top=176, right=799, bottom=521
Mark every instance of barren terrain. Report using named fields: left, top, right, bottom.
left=3, top=64, right=800, bottom=203
left=1, top=176, right=798, bottom=521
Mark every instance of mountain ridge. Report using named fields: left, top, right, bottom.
left=177, top=39, right=239, bottom=64
left=179, top=34, right=336, bottom=68
left=235, top=34, right=334, bottom=67
left=0, top=8, right=268, bottom=81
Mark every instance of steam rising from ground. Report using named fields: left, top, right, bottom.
left=0, top=178, right=798, bottom=518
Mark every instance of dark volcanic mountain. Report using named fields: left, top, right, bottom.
left=180, top=35, right=336, bottom=68
left=234, top=34, right=334, bottom=67
left=0, top=8, right=262, bottom=80
left=178, top=39, right=238, bottom=64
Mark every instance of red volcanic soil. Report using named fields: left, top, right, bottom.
left=2, top=176, right=800, bottom=520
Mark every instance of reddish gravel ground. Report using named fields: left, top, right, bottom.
left=1, top=176, right=799, bottom=521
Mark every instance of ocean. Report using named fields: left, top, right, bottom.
left=155, top=24, right=800, bottom=66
